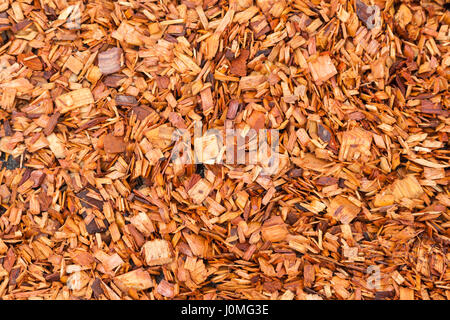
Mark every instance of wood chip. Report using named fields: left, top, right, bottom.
left=55, top=89, right=94, bottom=113
left=113, top=269, right=153, bottom=291
left=308, top=55, right=337, bottom=84
left=103, top=134, right=127, bottom=154
left=98, top=48, right=123, bottom=75
left=327, top=195, right=360, bottom=224
left=0, top=0, right=448, bottom=301
left=142, top=239, right=173, bottom=266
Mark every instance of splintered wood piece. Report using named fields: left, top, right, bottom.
left=303, top=264, right=315, bottom=288
left=194, top=133, right=220, bottom=164
left=156, top=280, right=175, bottom=298
left=115, top=95, right=137, bottom=106
left=130, top=212, right=154, bottom=237
left=113, top=268, right=153, bottom=291
left=55, top=88, right=94, bottom=113
left=239, top=74, right=266, bottom=90
left=261, top=216, right=289, bottom=242
left=200, top=87, right=214, bottom=116
left=144, top=125, right=174, bottom=149
left=205, top=197, right=226, bottom=216
left=399, top=287, right=415, bottom=300
left=132, top=105, right=158, bottom=121
left=94, top=251, right=124, bottom=273
left=327, top=195, right=360, bottom=224
left=308, top=55, right=337, bottom=84
left=43, top=112, right=60, bottom=136
left=256, top=0, right=286, bottom=17
left=142, top=239, right=173, bottom=266
left=18, top=53, right=43, bottom=71
left=0, top=88, right=16, bottom=110
left=230, top=49, right=249, bottom=76
left=395, top=4, right=412, bottom=29
left=183, top=232, right=209, bottom=258
left=250, top=16, right=270, bottom=38
left=188, top=179, right=212, bottom=204
left=373, top=193, right=395, bottom=207
left=0, top=0, right=448, bottom=302
left=103, top=134, right=127, bottom=154
left=423, top=167, right=445, bottom=180
left=338, top=127, right=372, bottom=162
left=390, top=175, right=424, bottom=202
left=46, top=133, right=66, bottom=159
left=0, top=239, right=7, bottom=254
left=64, top=55, right=84, bottom=74
left=168, top=112, right=187, bottom=129
left=356, top=0, right=381, bottom=30
left=247, top=110, right=266, bottom=130
left=98, top=47, right=123, bottom=75
left=227, top=99, right=240, bottom=120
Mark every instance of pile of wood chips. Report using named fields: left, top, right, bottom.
left=0, top=0, right=449, bottom=300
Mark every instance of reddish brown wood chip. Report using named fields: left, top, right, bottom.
left=115, top=95, right=138, bottom=106
left=103, top=134, right=127, bottom=153
left=227, top=99, right=240, bottom=120
left=246, top=111, right=266, bottom=130
left=18, top=53, right=43, bottom=71
left=0, top=0, right=448, bottom=302
left=98, top=48, right=123, bottom=75
left=43, top=112, right=60, bottom=136
left=156, top=280, right=175, bottom=298
left=142, top=239, right=173, bottom=266
left=104, top=75, right=127, bottom=87
left=230, top=49, right=249, bottom=77
left=261, top=216, right=289, bottom=242
left=131, top=105, right=155, bottom=121
left=356, top=0, right=381, bottom=30
left=308, top=55, right=337, bottom=84
left=421, top=101, right=447, bottom=115
left=113, top=269, right=153, bottom=291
